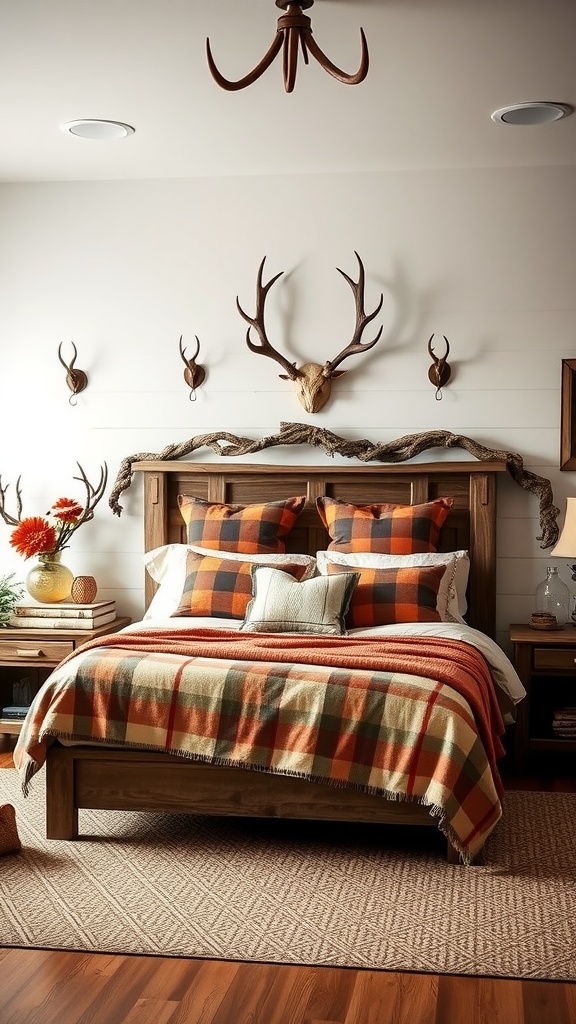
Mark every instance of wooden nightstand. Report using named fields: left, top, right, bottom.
left=0, top=617, right=131, bottom=739
left=510, top=623, right=576, bottom=773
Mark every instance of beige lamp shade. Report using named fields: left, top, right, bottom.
left=550, top=497, right=576, bottom=556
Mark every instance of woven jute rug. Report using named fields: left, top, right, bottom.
left=0, top=769, right=574, bottom=981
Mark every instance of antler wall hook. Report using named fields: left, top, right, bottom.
left=179, top=335, right=206, bottom=401
left=237, top=252, right=384, bottom=414
left=427, top=334, right=451, bottom=401
left=57, top=342, right=88, bottom=405
left=206, top=0, right=369, bottom=94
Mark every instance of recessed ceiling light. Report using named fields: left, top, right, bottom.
left=491, top=102, right=573, bottom=126
left=60, top=119, right=135, bottom=140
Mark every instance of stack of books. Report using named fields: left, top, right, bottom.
left=0, top=706, right=29, bottom=721
left=552, top=707, right=576, bottom=738
left=9, top=600, right=116, bottom=630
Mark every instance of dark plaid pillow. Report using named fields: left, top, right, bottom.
left=326, top=562, right=445, bottom=628
left=178, top=495, right=306, bottom=554
left=171, top=552, right=311, bottom=619
left=316, top=496, right=453, bottom=554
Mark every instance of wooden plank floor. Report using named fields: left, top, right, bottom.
left=1, top=751, right=575, bottom=1023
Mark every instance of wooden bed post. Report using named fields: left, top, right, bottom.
left=46, top=745, right=79, bottom=839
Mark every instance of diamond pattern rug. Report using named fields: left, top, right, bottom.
left=0, top=770, right=574, bottom=980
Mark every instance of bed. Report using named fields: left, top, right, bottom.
left=13, top=458, right=525, bottom=863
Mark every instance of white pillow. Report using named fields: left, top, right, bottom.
left=241, top=566, right=359, bottom=635
left=316, top=549, right=469, bottom=624
left=144, top=544, right=317, bottom=620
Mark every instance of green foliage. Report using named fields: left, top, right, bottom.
left=0, top=573, right=24, bottom=627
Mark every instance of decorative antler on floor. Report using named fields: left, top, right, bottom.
left=107, top=423, right=559, bottom=549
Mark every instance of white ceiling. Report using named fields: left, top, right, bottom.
left=1, top=0, right=575, bottom=183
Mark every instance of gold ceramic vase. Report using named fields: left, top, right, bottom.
left=25, top=551, right=74, bottom=603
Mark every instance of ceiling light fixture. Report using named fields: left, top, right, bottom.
left=60, top=119, right=135, bottom=140
left=491, top=102, right=573, bottom=126
left=206, top=0, right=369, bottom=94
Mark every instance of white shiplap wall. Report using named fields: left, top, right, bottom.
left=1, top=164, right=575, bottom=654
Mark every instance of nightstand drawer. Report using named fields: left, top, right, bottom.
left=0, top=639, right=74, bottom=663
left=533, top=647, right=576, bottom=671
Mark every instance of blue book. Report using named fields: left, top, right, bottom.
left=1, top=706, right=30, bottom=719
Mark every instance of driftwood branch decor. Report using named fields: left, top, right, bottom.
left=206, top=0, right=369, bottom=94
left=238, top=252, right=384, bottom=414
left=108, top=423, right=559, bottom=548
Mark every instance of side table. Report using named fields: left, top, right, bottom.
left=510, top=623, right=576, bottom=773
left=0, top=617, right=131, bottom=741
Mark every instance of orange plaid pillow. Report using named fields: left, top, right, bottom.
left=172, top=552, right=311, bottom=620
left=178, top=495, right=306, bottom=554
left=316, top=496, right=453, bottom=554
left=326, top=562, right=445, bottom=628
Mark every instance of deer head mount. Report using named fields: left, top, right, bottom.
left=57, top=342, right=88, bottom=405
left=427, top=334, right=452, bottom=401
left=237, top=252, right=384, bottom=414
left=179, top=335, right=206, bottom=401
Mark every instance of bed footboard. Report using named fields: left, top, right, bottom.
left=45, top=744, right=467, bottom=861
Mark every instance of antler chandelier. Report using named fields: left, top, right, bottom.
left=206, top=0, right=369, bottom=94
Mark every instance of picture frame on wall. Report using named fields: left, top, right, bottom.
left=560, top=358, right=576, bottom=470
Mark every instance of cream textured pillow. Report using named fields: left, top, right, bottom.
left=316, top=549, right=469, bottom=623
left=241, top=566, right=360, bottom=635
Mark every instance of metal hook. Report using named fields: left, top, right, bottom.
left=427, top=334, right=451, bottom=401
left=58, top=341, right=88, bottom=402
left=179, top=334, right=206, bottom=399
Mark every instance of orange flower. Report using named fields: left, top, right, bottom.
left=10, top=518, right=57, bottom=559
left=51, top=497, right=84, bottom=522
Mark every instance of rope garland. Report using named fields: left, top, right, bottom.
left=108, top=422, right=560, bottom=549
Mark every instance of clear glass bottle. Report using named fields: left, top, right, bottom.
left=535, top=566, right=570, bottom=626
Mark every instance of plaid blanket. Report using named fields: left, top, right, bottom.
left=14, top=629, right=506, bottom=860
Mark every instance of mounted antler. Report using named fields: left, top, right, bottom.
left=237, top=253, right=384, bottom=413
left=58, top=342, right=88, bottom=405
left=237, top=259, right=300, bottom=382
left=323, top=253, right=384, bottom=376
left=179, top=335, right=206, bottom=401
left=72, top=463, right=109, bottom=526
left=0, top=476, right=23, bottom=527
left=427, top=334, right=451, bottom=400
left=0, top=464, right=107, bottom=530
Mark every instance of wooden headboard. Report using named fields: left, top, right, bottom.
left=133, top=459, right=507, bottom=638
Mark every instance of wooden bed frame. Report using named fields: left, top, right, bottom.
left=45, top=458, right=506, bottom=859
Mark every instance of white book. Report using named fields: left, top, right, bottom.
left=13, top=600, right=115, bottom=619
left=9, top=610, right=118, bottom=630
